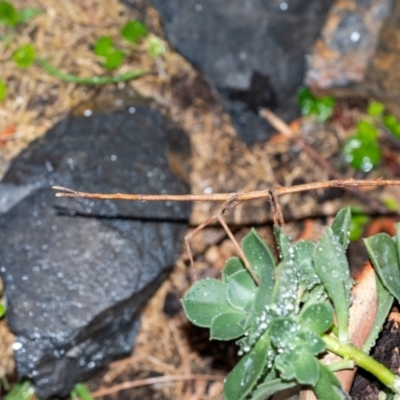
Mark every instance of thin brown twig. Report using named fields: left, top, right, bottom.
left=217, top=215, right=261, bottom=285
left=259, top=108, right=388, bottom=214
left=90, top=374, right=225, bottom=398
left=53, top=179, right=400, bottom=204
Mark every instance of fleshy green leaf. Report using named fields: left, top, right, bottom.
left=269, top=260, right=299, bottom=317
left=362, top=274, right=393, bottom=353
left=313, top=364, right=351, bottom=400
left=0, top=1, right=18, bottom=26
left=17, top=7, right=41, bottom=23
left=222, top=257, right=245, bottom=282
left=182, top=279, right=234, bottom=328
left=314, top=228, right=352, bottom=342
left=0, top=79, right=7, bottom=102
left=210, top=310, right=247, bottom=340
left=331, top=207, right=351, bottom=249
left=275, top=346, right=320, bottom=385
left=299, top=302, right=334, bottom=335
left=223, top=330, right=270, bottom=400
left=242, top=228, right=275, bottom=287
left=251, top=379, right=297, bottom=400
left=294, top=240, right=320, bottom=289
left=364, top=232, right=400, bottom=302
left=121, top=20, right=148, bottom=43
left=274, top=227, right=294, bottom=263
left=0, top=302, right=5, bottom=318
left=226, top=270, right=257, bottom=310
left=12, top=43, right=36, bottom=68
left=270, top=317, right=298, bottom=348
left=296, top=330, right=326, bottom=355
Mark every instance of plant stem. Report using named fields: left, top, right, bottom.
left=323, top=334, right=400, bottom=393
left=326, top=359, right=355, bottom=372
left=37, top=59, right=148, bottom=85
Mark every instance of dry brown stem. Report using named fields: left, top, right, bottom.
left=90, top=374, right=225, bottom=398
left=53, top=178, right=400, bottom=204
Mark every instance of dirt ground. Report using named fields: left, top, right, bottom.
left=1, top=1, right=400, bottom=399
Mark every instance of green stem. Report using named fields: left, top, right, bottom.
left=37, top=58, right=148, bottom=85
left=326, top=359, right=355, bottom=372
left=323, top=334, right=400, bottom=393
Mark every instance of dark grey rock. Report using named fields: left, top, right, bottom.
left=0, top=105, right=191, bottom=398
left=150, top=0, right=334, bottom=144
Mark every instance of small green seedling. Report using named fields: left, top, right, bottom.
left=297, top=87, right=336, bottom=122
left=0, top=1, right=41, bottom=27
left=4, top=380, right=94, bottom=400
left=0, top=302, right=5, bottom=318
left=342, top=120, right=381, bottom=172
left=93, top=36, right=124, bottom=70
left=121, top=20, right=148, bottom=43
left=12, top=43, right=36, bottom=68
left=183, top=208, right=400, bottom=399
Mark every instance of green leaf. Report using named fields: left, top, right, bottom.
left=358, top=120, right=379, bottom=141
left=299, top=302, right=334, bottom=335
left=367, top=101, right=385, bottom=117
left=5, top=381, right=35, bottom=400
left=12, top=43, right=36, bottom=68
left=274, top=226, right=294, bottom=263
left=223, top=330, right=270, bottom=400
left=121, top=20, right=148, bottom=43
left=0, top=79, right=7, bottom=102
left=313, top=363, right=351, bottom=400
left=94, top=36, right=114, bottom=56
left=222, top=257, right=245, bottom=282
left=296, top=330, right=326, bottom=355
left=362, top=274, right=393, bottom=353
left=275, top=346, right=320, bottom=385
left=242, top=228, right=275, bottom=287
left=0, top=1, right=18, bottom=27
left=0, top=303, right=5, bottom=318
left=103, top=49, right=124, bottom=70
left=210, top=310, right=247, bottom=340
left=71, top=383, right=94, bottom=400
left=342, top=134, right=381, bottom=172
left=294, top=240, right=320, bottom=289
left=364, top=232, right=400, bottom=302
left=182, top=279, right=234, bottom=328
left=251, top=379, right=297, bottom=400
left=331, top=207, right=351, bottom=249
left=146, top=36, right=165, bottom=58
left=349, top=214, right=369, bottom=242
left=315, top=96, right=336, bottom=122
left=384, top=114, right=400, bottom=139
left=226, top=270, right=257, bottom=310
left=269, top=260, right=299, bottom=317
left=270, top=317, right=298, bottom=348
left=17, top=7, right=41, bottom=23
left=314, top=228, right=352, bottom=342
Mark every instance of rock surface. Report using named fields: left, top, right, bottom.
left=0, top=103, right=191, bottom=399
left=306, top=0, right=397, bottom=108
left=150, top=0, right=334, bottom=144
